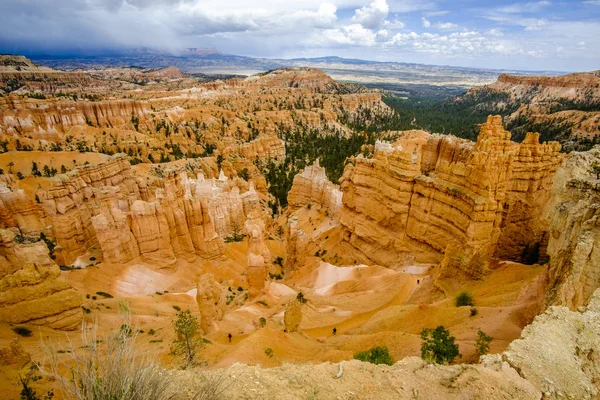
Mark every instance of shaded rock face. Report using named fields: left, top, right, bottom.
left=0, top=229, right=82, bottom=330
left=287, top=160, right=342, bottom=220
left=283, top=301, right=302, bottom=332
left=196, top=273, right=225, bottom=334
left=0, top=339, right=31, bottom=368
left=338, top=116, right=563, bottom=266
left=246, top=217, right=271, bottom=298
left=503, top=288, right=600, bottom=399
left=284, top=216, right=308, bottom=273
left=436, top=241, right=490, bottom=281
left=544, top=146, right=600, bottom=308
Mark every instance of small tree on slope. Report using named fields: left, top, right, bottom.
left=420, top=325, right=461, bottom=364
left=171, top=309, right=202, bottom=369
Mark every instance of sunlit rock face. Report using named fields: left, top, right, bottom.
left=337, top=116, right=563, bottom=266
left=287, top=159, right=342, bottom=221
left=0, top=229, right=82, bottom=330
left=544, top=146, right=600, bottom=309
left=196, top=273, right=225, bottom=333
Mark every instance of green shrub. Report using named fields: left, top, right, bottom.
left=257, top=300, right=268, bottom=306
left=455, top=291, right=474, bottom=307
left=296, top=292, right=307, bottom=304
left=96, top=291, right=114, bottom=299
left=258, top=317, right=267, bottom=328
left=470, top=307, right=478, bottom=317
left=475, top=329, right=493, bottom=357
left=264, top=348, right=274, bottom=358
left=172, top=305, right=181, bottom=312
left=420, top=326, right=461, bottom=364
left=353, top=346, right=393, bottom=366
left=13, top=326, right=33, bottom=337
left=147, top=329, right=156, bottom=336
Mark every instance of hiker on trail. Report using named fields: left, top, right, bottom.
left=417, top=279, right=420, bottom=284
left=333, top=327, right=337, bottom=336
left=228, top=333, right=232, bottom=343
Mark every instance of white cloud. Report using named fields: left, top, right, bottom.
left=383, top=18, right=405, bottom=29
left=524, top=19, right=548, bottom=31
left=487, top=29, right=504, bottom=36
left=351, top=0, right=389, bottom=29
left=320, top=23, right=377, bottom=46
left=422, top=10, right=449, bottom=17
left=421, top=17, right=431, bottom=28
left=584, top=0, right=600, bottom=4
left=527, top=50, right=544, bottom=57
left=497, top=1, right=551, bottom=14
left=434, top=22, right=458, bottom=30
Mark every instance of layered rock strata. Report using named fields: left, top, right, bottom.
left=0, top=229, right=82, bottom=329
left=287, top=160, right=342, bottom=220
left=196, top=273, right=225, bottom=333
left=337, top=116, right=563, bottom=266
left=0, top=96, right=149, bottom=138
left=245, top=217, right=272, bottom=298
left=544, top=146, right=600, bottom=308
left=0, top=155, right=269, bottom=266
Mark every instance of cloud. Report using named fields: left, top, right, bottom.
left=434, top=22, right=458, bottom=30
left=496, top=1, right=551, bottom=14
left=351, top=0, right=389, bottom=29
left=320, top=24, right=377, bottom=46
left=387, top=30, right=518, bottom=56
left=523, top=19, right=548, bottom=31
left=422, top=10, right=449, bottom=17
left=383, top=19, right=405, bottom=29
left=0, top=0, right=598, bottom=72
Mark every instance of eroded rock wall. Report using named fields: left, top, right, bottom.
left=338, top=116, right=563, bottom=266
left=0, top=96, right=149, bottom=138
left=0, top=155, right=273, bottom=266
left=544, top=146, right=600, bottom=309
left=0, top=229, right=82, bottom=329
left=287, top=160, right=342, bottom=220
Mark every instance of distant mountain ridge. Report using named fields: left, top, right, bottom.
left=26, top=51, right=567, bottom=94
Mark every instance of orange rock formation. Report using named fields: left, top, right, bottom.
left=336, top=116, right=563, bottom=266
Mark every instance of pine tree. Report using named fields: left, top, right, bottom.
left=171, top=309, right=202, bottom=368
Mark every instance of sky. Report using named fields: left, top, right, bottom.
left=0, top=0, right=599, bottom=71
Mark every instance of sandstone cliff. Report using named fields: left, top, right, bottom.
left=196, top=273, right=225, bottom=333
left=287, top=160, right=342, bottom=220
left=0, top=155, right=275, bottom=267
left=0, top=96, right=149, bottom=138
left=544, top=146, right=600, bottom=308
left=459, top=71, right=600, bottom=150
left=337, top=116, right=563, bottom=267
left=0, top=230, right=82, bottom=329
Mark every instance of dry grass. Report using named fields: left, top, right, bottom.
left=39, top=303, right=226, bottom=400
